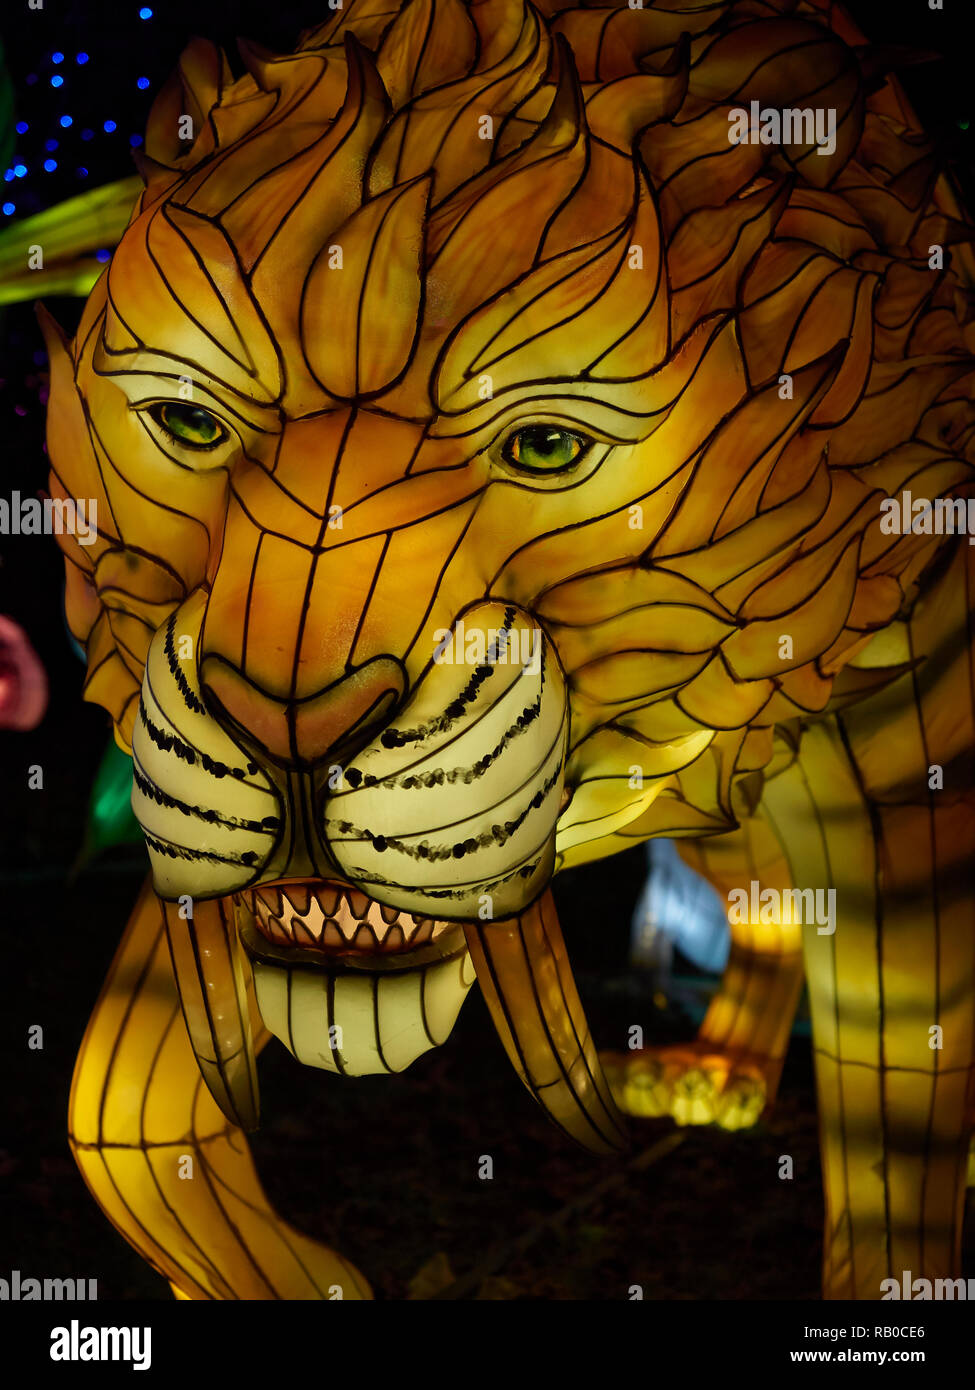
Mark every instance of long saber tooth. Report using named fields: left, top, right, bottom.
left=162, top=893, right=260, bottom=1132
left=464, top=889, right=628, bottom=1155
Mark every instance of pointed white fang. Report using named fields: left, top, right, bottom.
left=346, top=889, right=372, bottom=919
left=322, top=920, right=344, bottom=948
left=262, top=915, right=287, bottom=945
left=352, top=922, right=376, bottom=950
left=315, top=885, right=340, bottom=916
left=291, top=915, right=319, bottom=946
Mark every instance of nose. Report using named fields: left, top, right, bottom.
left=200, top=654, right=405, bottom=767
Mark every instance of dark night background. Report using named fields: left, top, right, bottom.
left=0, top=1, right=972, bottom=1300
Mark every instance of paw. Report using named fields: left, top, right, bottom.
left=601, top=1042, right=770, bottom=1130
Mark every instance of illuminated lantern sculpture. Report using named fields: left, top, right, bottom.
left=42, top=0, right=974, bottom=1300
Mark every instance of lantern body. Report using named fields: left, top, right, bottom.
left=45, top=0, right=975, bottom=1300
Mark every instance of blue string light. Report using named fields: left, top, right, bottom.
left=7, top=18, right=187, bottom=241
left=95, top=249, right=111, bottom=263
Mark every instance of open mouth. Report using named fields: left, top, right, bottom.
left=237, top=879, right=456, bottom=957
left=162, top=874, right=627, bottom=1158
left=233, top=878, right=476, bottom=1080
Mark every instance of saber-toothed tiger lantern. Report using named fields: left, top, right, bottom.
left=43, top=0, right=975, bottom=1300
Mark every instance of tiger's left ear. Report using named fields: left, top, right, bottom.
left=36, top=299, right=69, bottom=353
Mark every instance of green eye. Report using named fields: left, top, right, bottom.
left=149, top=402, right=227, bottom=450
left=501, top=425, right=592, bottom=473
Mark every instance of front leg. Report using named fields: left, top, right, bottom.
left=797, top=721, right=975, bottom=1300
left=605, top=811, right=805, bottom=1129
left=69, top=878, right=371, bottom=1300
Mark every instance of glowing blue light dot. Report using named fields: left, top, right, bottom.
left=51, top=75, right=64, bottom=88
left=76, top=52, right=89, bottom=65
left=3, top=170, right=13, bottom=183
left=139, top=6, right=153, bottom=17
left=52, top=52, right=65, bottom=65
left=129, top=133, right=144, bottom=147
left=44, top=159, right=58, bottom=172
left=77, top=167, right=88, bottom=178
left=60, top=115, right=73, bottom=128
left=137, top=77, right=150, bottom=90
left=103, top=120, right=117, bottom=133
left=95, top=249, right=110, bottom=263
left=15, top=121, right=28, bottom=135
left=13, top=164, right=27, bottom=178
left=81, top=128, right=94, bottom=141
left=2, top=203, right=15, bottom=216
left=45, top=138, right=58, bottom=152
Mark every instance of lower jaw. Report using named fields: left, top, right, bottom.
left=237, top=909, right=476, bottom=1075
left=163, top=880, right=627, bottom=1156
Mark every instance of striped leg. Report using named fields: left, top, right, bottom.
left=605, top=810, right=805, bottom=1129
left=794, top=541, right=975, bottom=1298
left=69, top=878, right=371, bottom=1300
left=796, top=721, right=975, bottom=1300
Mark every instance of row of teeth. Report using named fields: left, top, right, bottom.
left=236, top=883, right=444, bottom=954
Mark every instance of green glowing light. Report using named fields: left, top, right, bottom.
left=80, top=739, right=142, bottom=865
